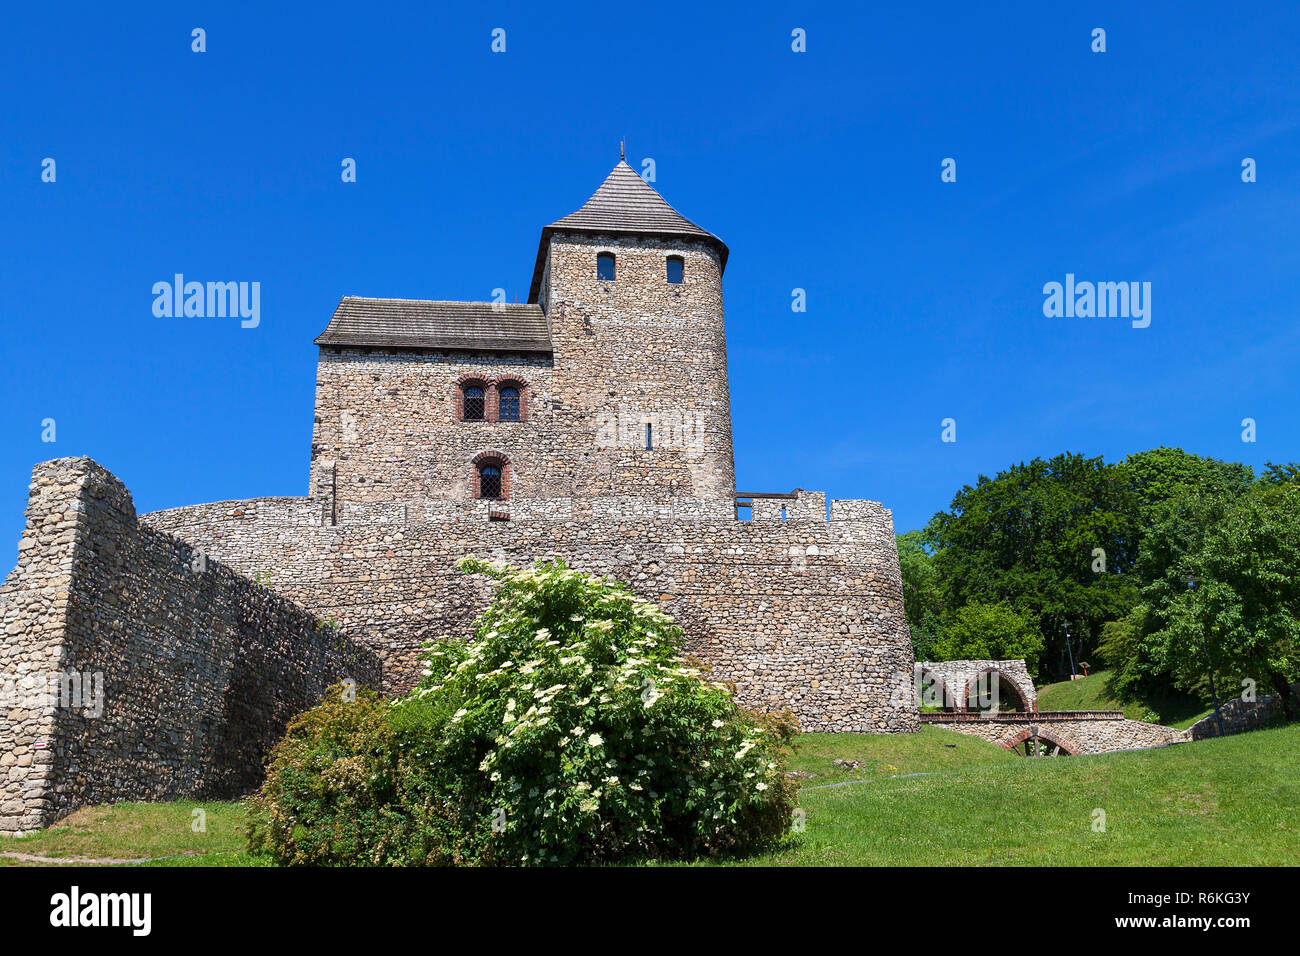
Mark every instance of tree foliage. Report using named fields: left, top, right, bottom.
left=1150, top=484, right=1300, bottom=716
left=897, top=447, right=1300, bottom=708
left=931, top=603, right=1044, bottom=678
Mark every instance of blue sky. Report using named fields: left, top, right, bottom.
left=2, top=2, right=1297, bottom=550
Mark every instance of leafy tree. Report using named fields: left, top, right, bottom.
left=1151, top=484, right=1300, bottom=718
left=924, top=452, right=1137, bottom=679
left=931, top=602, right=1044, bottom=677
left=1121, top=446, right=1253, bottom=540
left=896, top=530, right=943, bottom=660
left=1259, top=461, right=1300, bottom=485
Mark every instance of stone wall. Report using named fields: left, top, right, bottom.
left=924, top=713, right=1189, bottom=755
left=311, top=234, right=736, bottom=518
left=1189, top=682, right=1300, bottom=740
left=142, top=487, right=918, bottom=734
left=0, top=458, right=381, bottom=835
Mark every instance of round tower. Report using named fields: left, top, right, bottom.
left=529, top=158, right=736, bottom=507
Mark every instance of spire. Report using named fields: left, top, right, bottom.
left=620, top=139, right=625, bottom=161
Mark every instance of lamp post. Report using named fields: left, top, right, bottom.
left=1063, top=621, right=1077, bottom=680
left=1185, top=573, right=1226, bottom=738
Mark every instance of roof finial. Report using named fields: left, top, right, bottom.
left=620, top=139, right=625, bottom=161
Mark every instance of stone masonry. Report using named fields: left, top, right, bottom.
left=0, top=459, right=380, bottom=835
left=1, top=156, right=921, bottom=830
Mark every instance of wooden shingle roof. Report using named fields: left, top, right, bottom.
left=314, top=297, right=552, bottom=354
left=528, top=159, right=727, bottom=302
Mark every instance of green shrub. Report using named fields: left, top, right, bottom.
left=248, top=558, right=798, bottom=865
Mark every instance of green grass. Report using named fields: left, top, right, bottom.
left=0, top=800, right=251, bottom=866
left=5, top=724, right=1297, bottom=866
left=787, top=725, right=1017, bottom=782
left=1036, top=668, right=1213, bottom=728
left=719, top=723, right=1300, bottom=866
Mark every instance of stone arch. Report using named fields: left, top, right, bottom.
left=1002, top=725, right=1078, bottom=757
left=470, top=451, right=511, bottom=500
left=962, top=665, right=1033, bottom=713
left=916, top=665, right=958, bottom=712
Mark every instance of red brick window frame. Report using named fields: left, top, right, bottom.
left=455, top=376, right=490, bottom=422
left=471, top=451, right=511, bottom=500
left=495, top=378, right=529, bottom=422
left=453, top=375, right=530, bottom=423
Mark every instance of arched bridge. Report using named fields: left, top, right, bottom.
left=916, top=659, right=1037, bottom=713
left=914, top=660, right=1189, bottom=755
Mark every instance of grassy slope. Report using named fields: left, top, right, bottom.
left=721, top=723, right=1300, bottom=866
left=788, top=725, right=1017, bottom=782
left=1036, top=668, right=1213, bottom=729
left=0, top=800, right=258, bottom=866
left=5, top=724, right=1296, bottom=867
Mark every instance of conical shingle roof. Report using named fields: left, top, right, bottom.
left=529, top=159, right=727, bottom=302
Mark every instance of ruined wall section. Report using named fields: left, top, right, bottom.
left=143, top=491, right=918, bottom=734
left=0, top=458, right=381, bottom=835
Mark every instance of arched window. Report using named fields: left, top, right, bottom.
left=478, top=464, right=502, bottom=499
left=462, top=385, right=485, bottom=421
left=666, top=256, right=684, bottom=284
left=596, top=252, right=616, bottom=281
left=499, top=386, right=520, bottom=421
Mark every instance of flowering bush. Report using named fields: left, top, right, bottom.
left=248, top=558, right=798, bottom=865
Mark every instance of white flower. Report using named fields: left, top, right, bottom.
left=755, top=782, right=768, bottom=791
left=587, top=733, right=604, bottom=747
left=711, top=719, right=724, bottom=728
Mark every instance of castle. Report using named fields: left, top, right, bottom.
left=0, top=157, right=916, bottom=835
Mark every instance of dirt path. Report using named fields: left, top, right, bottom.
left=2, top=849, right=163, bottom=865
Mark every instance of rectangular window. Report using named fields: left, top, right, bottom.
left=463, top=388, right=485, bottom=421
left=645, top=423, right=653, bottom=450
left=499, top=388, right=520, bottom=421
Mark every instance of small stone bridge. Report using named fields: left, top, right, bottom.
left=921, top=710, right=1189, bottom=756
left=916, top=660, right=1190, bottom=756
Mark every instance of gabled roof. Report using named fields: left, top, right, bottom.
left=314, top=297, right=552, bottom=354
left=528, top=159, right=727, bottom=302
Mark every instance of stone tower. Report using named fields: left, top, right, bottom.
left=529, top=159, right=737, bottom=510
left=308, top=157, right=739, bottom=517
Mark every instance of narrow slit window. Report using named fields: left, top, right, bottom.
left=666, top=256, right=684, bottom=284
left=645, top=423, right=653, bottom=450
left=597, top=252, right=616, bottom=281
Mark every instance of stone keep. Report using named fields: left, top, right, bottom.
left=1, top=157, right=919, bottom=831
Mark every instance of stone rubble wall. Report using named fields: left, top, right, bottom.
left=1188, top=682, right=1300, bottom=740
left=932, top=715, right=1188, bottom=755
left=0, top=458, right=382, bottom=835
left=143, top=488, right=919, bottom=735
